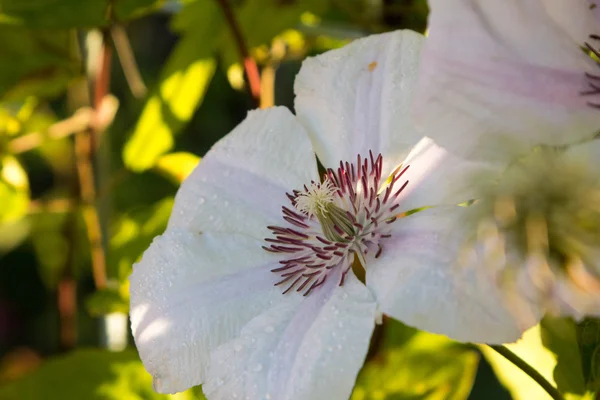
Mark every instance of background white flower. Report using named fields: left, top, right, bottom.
left=414, top=0, right=600, bottom=163
left=129, top=30, right=532, bottom=400
left=413, top=0, right=600, bottom=322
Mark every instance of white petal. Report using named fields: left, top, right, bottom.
left=130, top=230, right=284, bottom=393
left=395, top=137, right=501, bottom=211
left=168, top=107, right=318, bottom=239
left=295, top=30, right=425, bottom=175
left=204, top=270, right=376, bottom=400
left=552, top=275, right=600, bottom=320
left=541, top=0, right=600, bottom=44
left=366, top=206, right=539, bottom=344
left=414, top=0, right=600, bottom=162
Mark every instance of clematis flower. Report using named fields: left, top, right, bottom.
left=129, top=30, right=531, bottom=399
left=413, top=0, right=600, bottom=321
left=415, top=0, right=600, bottom=163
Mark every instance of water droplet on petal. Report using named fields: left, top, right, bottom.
left=253, top=363, right=263, bottom=372
left=234, top=344, right=243, bottom=352
left=264, top=326, right=274, bottom=333
left=199, top=197, right=206, bottom=205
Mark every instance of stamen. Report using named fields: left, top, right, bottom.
left=582, top=35, right=600, bottom=108
left=264, top=152, right=410, bottom=295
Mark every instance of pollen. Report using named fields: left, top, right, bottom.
left=294, top=179, right=337, bottom=218
left=368, top=61, right=377, bottom=71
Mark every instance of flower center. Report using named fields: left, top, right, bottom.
left=263, top=151, right=409, bottom=296
left=473, top=148, right=600, bottom=299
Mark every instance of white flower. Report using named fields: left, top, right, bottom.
left=415, top=0, right=600, bottom=163
left=413, top=0, right=600, bottom=321
left=129, top=30, right=530, bottom=400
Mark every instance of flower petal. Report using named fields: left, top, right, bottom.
left=204, top=270, right=376, bottom=400
left=130, top=229, right=284, bottom=394
left=414, top=0, right=600, bottom=162
left=294, top=30, right=425, bottom=176
left=366, top=206, right=539, bottom=343
left=395, top=137, right=501, bottom=211
left=541, top=0, right=600, bottom=44
left=168, top=107, right=318, bottom=239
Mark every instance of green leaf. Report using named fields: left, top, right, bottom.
left=109, top=197, right=174, bottom=281
left=85, top=286, right=130, bottom=316
left=0, top=349, right=205, bottom=399
left=0, top=26, right=80, bottom=100
left=0, top=0, right=164, bottom=28
left=482, top=320, right=594, bottom=400
left=122, top=2, right=219, bottom=171
left=576, top=318, right=600, bottom=392
left=153, top=151, right=200, bottom=184
left=0, top=155, right=29, bottom=224
left=217, top=0, right=330, bottom=68
left=541, top=317, right=586, bottom=395
left=29, top=211, right=70, bottom=289
left=351, top=320, right=479, bottom=400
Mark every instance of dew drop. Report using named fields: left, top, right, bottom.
left=264, top=326, right=274, bottom=333
left=199, top=197, right=206, bottom=205
left=253, top=363, right=263, bottom=372
left=234, top=344, right=243, bottom=352
left=217, top=378, right=224, bottom=386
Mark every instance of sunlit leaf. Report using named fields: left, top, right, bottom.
left=0, top=155, right=29, bottom=224
left=109, top=197, right=174, bottom=281
left=122, top=1, right=220, bottom=172
left=482, top=325, right=557, bottom=400
left=153, top=152, right=200, bottom=184
left=0, top=26, right=79, bottom=101
left=0, top=0, right=164, bottom=28
left=0, top=349, right=205, bottom=399
left=218, top=0, right=329, bottom=68
left=352, top=320, right=479, bottom=400
left=483, top=320, right=594, bottom=400
left=0, top=218, right=30, bottom=254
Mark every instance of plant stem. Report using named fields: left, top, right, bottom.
left=489, top=345, right=564, bottom=400
left=111, top=24, right=147, bottom=98
left=74, top=30, right=113, bottom=291
left=215, top=0, right=261, bottom=105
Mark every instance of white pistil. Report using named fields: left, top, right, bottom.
left=294, top=179, right=337, bottom=219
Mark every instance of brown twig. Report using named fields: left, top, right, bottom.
left=8, top=108, right=94, bottom=154
left=215, top=0, right=261, bottom=105
left=111, top=24, right=147, bottom=98
left=73, top=32, right=113, bottom=290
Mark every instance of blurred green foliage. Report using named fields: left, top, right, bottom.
left=352, top=320, right=478, bottom=400
left=0, top=0, right=592, bottom=399
left=0, top=349, right=205, bottom=399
